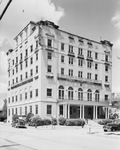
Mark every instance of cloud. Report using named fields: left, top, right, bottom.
left=112, top=11, right=120, bottom=29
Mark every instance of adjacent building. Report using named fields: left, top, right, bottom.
left=7, top=20, right=113, bottom=123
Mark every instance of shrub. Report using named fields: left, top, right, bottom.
left=30, top=115, right=43, bottom=126
left=65, top=120, right=75, bottom=126
left=98, top=119, right=113, bottom=125
left=58, top=116, right=66, bottom=125
left=43, top=119, right=51, bottom=125
left=26, top=112, right=34, bottom=123
left=12, top=114, right=18, bottom=122
left=51, top=117, right=57, bottom=125
left=65, top=119, right=85, bottom=126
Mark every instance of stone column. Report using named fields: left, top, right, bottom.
left=105, top=107, right=107, bottom=119
left=83, top=105, right=84, bottom=119
left=68, top=104, right=70, bottom=119
left=80, top=105, right=81, bottom=118
left=64, top=104, right=67, bottom=118
left=96, top=106, right=98, bottom=119
left=93, top=105, right=96, bottom=119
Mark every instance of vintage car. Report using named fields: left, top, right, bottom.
left=103, top=120, right=120, bottom=132
left=12, top=119, right=26, bottom=128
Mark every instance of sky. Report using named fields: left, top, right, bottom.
left=0, top=0, right=120, bottom=107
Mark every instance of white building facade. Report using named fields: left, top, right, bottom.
left=7, top=20, right=113, bottom=123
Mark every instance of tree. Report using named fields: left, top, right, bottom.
left=26, top=112, right=34, bottom=123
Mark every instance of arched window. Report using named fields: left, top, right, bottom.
left=78, top=88, right=83, bottom=100
left=68, top=87, right=73, bottom=100
left=58, top=86, right=64, bottom=100
left=95, top=90, right=100, bottom=102
left=87, top=89, right=92, bottom=101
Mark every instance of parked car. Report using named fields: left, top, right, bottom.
left=12, top=119, right=26, bottom=128
left=103, top=120, right=120, bottom=132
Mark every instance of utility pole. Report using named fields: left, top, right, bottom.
left=0, top=0, right=12, bottom=20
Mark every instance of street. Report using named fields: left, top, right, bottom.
left=0, top=122, right=120, bottom=150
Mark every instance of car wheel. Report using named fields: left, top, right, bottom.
left=104, top=130, right=107, bottom=132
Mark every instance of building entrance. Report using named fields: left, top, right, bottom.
left=84, top=106, right=93, bottom=119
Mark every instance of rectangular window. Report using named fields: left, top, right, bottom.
left=48, top=52, right=52, bottom=60
left=25, top=106, right=27, bottom=115
left=20, top=53, right=22, bottom=60
left=47, top=39, right=52, bottom=47
left=12, top=96, right=14, bottom=102
left=105, top=95, right=108, bottom=101
left=8, top=97, right=10, bottom=103
left=36, top=40, right=38, bottom=48
left=25, top=60, right=28, bottom=67
left=25, top=72, right=28, bottom=78
left=61, top=43, right=64, bottom=51
left=36, top=66, right=38, bottom=74
left=30, top=45, right=33, bottom=52
left=95, top=74, right=98, bottom=80
left=95, top=52, right=98, bottom=59
left=47, top=105, right=52, bottom=115
left=30, top=106, right=32, bottom=113
left=35, top=105, right=38, bottom=114
left=87, top=61, right=92, bottom=68
left=69, top=69, right=73, bottom=76
left=16, top=77, right=18, bottom=83
left=87, top=50, right=92, bottom=57
left=69, top=57, right=73, bottom=65
left=105, top=55, right=108, bottom=62
left=20, top=75, right=22, bottom=81
left=105, top=76, right=108, bottom=82
left=36, top=53, right=38, bottom=61
left=20, top=107, right=22, bottom=115
left=87, top=73, right=91, bottom=79
left=16, top=66, right=18, bottom=73
left=12, top=79, right=14, bottom=85
left=25, top=92, right=27, bottom=100
left=25, top=49, right=28, bottom=57
left=78, top=59, right=83, bottom=67
left=35, top=89, right=38, bottom=97
left=12, top=108, right=14, bottom=116
left=8, top=109, right=10, bottom=116
left=61, top=68, right=64, bottom=75
left=13, top=60, right=14, bottom=65
left=20, top=64, right=22, bottom=70
left=61, top=55, right=64, bottom=63
left=69, top=45, right=73, bottom=53
left=30, top=57, right=33, bottom=65
left=16, top=57, right=18, bottom=64
left=30, top=91, right=32, bottom=98
left=95, top=63, right=98, bottom=70
left=20, top=94, right=22, bottom=101
left=16, top=95, right=17, bottom=102
left=105, top=65, right=108, bottom=72
left=15, top=108, right=17, bottom=115
left=47, top=88, right=52, bottom=97
left=78, top=48, right=83, bottom=55
left=59, top=105, right=63, bottom=115
left=78, top=71, right=83, bottom=78
left=47, top=65, right=52, bottom=73
left=30, top=69, right=33, bottom=76
left=13, top=69, right=14, bottom=75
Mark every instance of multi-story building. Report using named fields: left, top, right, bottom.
left=7, top=20, right=113, bottom=123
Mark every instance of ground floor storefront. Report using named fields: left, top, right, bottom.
left=58, top=102, right=109, bottom=119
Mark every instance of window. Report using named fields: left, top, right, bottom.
left=69, top=45, right=73, bottom=53
left=58, top=86, right=64, bottom=99
left=47, top=65, right=52, bottom=73
left=87, top=73, right=91, bottom=79
left=20, top=75, right=22, bottom=81
left=25, top=60, right=28, bottom=67
left=30, top=91, right=32, bottom=98
left=69, top=57, right=73, bottom=65
left=12, top=60, right=14, bottom=65
left=69, top=69, right=73, bottom=76
left=16, top=77, right=18, bottom=83
left=25, top=106, right=27, bottom=115
left=78, top=59, right=83, bottom=67
left=47, top=39, right=52, bottom=47
left=8, top=81, right=10, bottom=86
left=105, top=65, right=108, bottom=72
left=25, top=92, right=27, bottom=100
left=8, top=71, right=10, bottom=77
left=15, top=108, right=17, bottom=115
left=30, top=69, right=33, bottom=76
left=30, top=106, right=32, bottom=113
left=36, top=40, right=38, bottom=48
left=12, top=108, right=14, bottom=116
left=12, top=96, right=14, bottom=102
left=78, top=71, right=83, bottom=78
left=105, top=55, right=108, bottom=62
left=20, top=107, right=22, bottom=115
left=95, top=63, right=98, bottom=70
left=47, top=105, right=52, bottom=115
left=61, top=55, right=64, bottom=63
left=16, top=57, right=18, bottom=64
left=95, top=52, right=98, bottom=59
left=105, top=95, right=108, bottom=101
left=25, top=72, right=28, bottom=79
left=15, top=95, right=17, bottom=102
left=36, top=53, right=38, bottom=61
left=20, top=94, right=22, bottom=101
left=47, top=88, right=52, bottom=97
left=95, top=74, right=98, bottom=80
left=59, top=105, right=63, bottom=115
left=25, top=49, right=28, bottom=57
left=87, top=50, right=92, bottom=57
left=36, top=66, right=38, bottom=74
left=105, top=76, right=108, bottom=82
left=25, top=27, right=28, bottom=38
left=61, top=68, right=64, bottom=75
left=87, top=89, right=92, bottom=101
left=78, top=48, right=83, bottom=55
left=68, top=87, right=73, bottom=100
left=78, top=88, right=83, bottom=101
left=30, top=57, right=33, bottom=65
left=8, top=97, right=10, bottom=103
left=95, top=90, right=99, bottom=102
left=20, top=33, right=23, bottom=43
left=35, top=89, right=38, bottom=97
left=16, top=66, right=18, bottom=73
left=12, top=79, right=14, bottom=85
left=61, top=43, right=64, bottom=51
left=8, top=109, right=10, bottom=116
left=87, top=61, right=92, bottom=68
left=20, top=64, right=22, bottom=70
left=13, top=69, right=14, bottom=75
left=30, top=45, right=33, bottom=52
left=20, top=53, right=22, bottom=60
left=48, top=52, right=52, bottom=60
left=35, top=105, right=38, bottom=114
